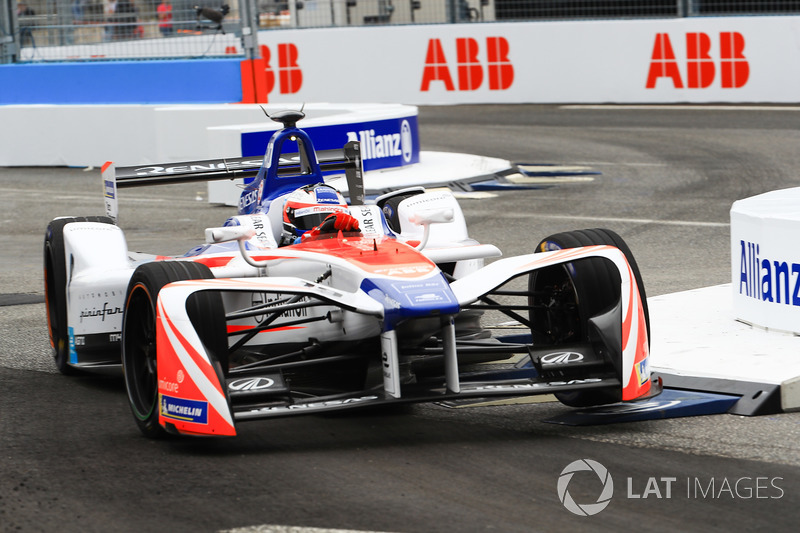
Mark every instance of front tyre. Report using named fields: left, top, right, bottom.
left=122, top=261, right=224, bottom=438
left=529, top=228, right=649, bottom=407
left=44, top=216, right=114, bottom=375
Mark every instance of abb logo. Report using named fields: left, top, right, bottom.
left=420, top=37, right=514, bottom=92
left=241, top=44, right=303, bottom=103
left=646, top=32, right=749, bottom=89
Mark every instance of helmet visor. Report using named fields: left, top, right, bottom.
left=290, top=205, right=348, bottom=231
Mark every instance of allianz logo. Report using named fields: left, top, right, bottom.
left=738, top=240, right=800, bottom=306
left=346, top=120, right=413, bottom=163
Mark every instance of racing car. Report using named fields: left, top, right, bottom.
left=44, top=110, right=660, bottom=438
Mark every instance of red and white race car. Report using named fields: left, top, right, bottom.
left=44, top=110, right=659, bottom=438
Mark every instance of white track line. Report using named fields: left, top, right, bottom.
left=492, top=212, right=729, bottom=228
left=220, top=526, right=394, bottom=533
left=561, top=105, right=800, bottom=111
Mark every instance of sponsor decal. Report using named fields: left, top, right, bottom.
left=314, top=187, right=340, bottom=204
left=68, top=326, right=77, bottom=363
left=420, top=37, right=514, bottom=92
left=541, top=351, right=585, bottom=365
left=79, top=302, right=123, bottom=323
left=133, top=159, right=263, bottom=177
left=228, top=377, right=276, bottom=392
left=387, top=279, right=455, bottom=308
left=373, top=265, right=433, bottom=276
left=263, top=43, right=302, bottom=95
left=240, top=43, right=302, bottom=103
left=401, top=120, right=413, bottom=163
left=159, top=379, right=179, bottom=393
left=251, top=292, right=309, bottom=324
left=104, top=180, right=115, bottom=199
left=637, top=357, right=650, bottom=386
left=254, top=395, right=380, bottom=413
left=239, top=189, right=259, bottom=211
left=646, top=32, right=749, bottom=89
left=356, top=206, right=379, bottom=236
left=250, top=215, right=273, bottom=249
left=241, top=117, right=419, bottom=172
left=411, top=291, right=446, bottom=304
left=293, top=205, right=347, bottom=218
left=346, top=119, right=414, bottom=163
left=472, top=378, right=603, bottom=392
left=160, top=394, right=208, bottom=424
left=738, top=240, right=800, bottom=306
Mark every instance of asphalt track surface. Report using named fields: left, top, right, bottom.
left=2, top=105, right=800, bottom=532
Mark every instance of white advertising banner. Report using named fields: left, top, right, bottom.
left=731, top=188, right=800, bottom=335
left=254, top=16, right=800, bottom=104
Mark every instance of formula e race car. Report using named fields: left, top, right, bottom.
left=44, top=110, right=660, bottom=438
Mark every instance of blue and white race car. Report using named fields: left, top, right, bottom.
left=44, top=110, right=659, bottom=438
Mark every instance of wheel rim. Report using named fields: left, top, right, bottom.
left=124, top=285, right=159, bottom=421
left=529, top=265, right=580, bottom=345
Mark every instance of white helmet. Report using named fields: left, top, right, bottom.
left=281, top=183, right=348, bottom=244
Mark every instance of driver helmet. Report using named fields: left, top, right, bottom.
left=281, top=183, right=349, bottom=244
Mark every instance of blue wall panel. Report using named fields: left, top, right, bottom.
left=0, top=60, right=243, bottom=104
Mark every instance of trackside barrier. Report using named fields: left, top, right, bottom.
left=0, top=103, right=419, bottom=167
left=0, top=59, right=242, bottom=104
left=731, top=188, right=800, bottom=335
left=2, top=16, right=800, bottom=106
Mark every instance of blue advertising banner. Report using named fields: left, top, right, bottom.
left=241, top=116, right=420, bottom=172
left=0, top=60, right=242, bottom=105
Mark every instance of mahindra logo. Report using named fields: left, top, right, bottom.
left=228, top=377, right=276, bottom=392
left=541, top=352, right=584, bottom=365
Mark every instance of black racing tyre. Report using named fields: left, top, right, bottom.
left=44, top=216, right=114, bottom=375
left=122, top=261, right=227, bottom=438
left=529, top=228, right=649, bottom=407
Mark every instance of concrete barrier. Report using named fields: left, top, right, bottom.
left=731, top=188, right=800, bottom=334
left=3, top=16, right=800, bottom=106
left=0, top=102, right=418, bottom=167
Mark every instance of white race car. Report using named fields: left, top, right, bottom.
left=44, top=110, right=659, bottom=438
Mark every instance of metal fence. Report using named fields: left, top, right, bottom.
left=3, top=0, right=800, bottom=63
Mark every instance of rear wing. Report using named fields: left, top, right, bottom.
left=102, top=142, right=364, bottom=223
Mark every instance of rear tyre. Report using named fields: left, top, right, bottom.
left=43, top=216, right=114, bottom=375
left=122, top=261, right=226, bottom=438
left=529, top=228, right=649, bottom=407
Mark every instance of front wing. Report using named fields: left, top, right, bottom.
left=153, top=246, right=658, bottom=437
